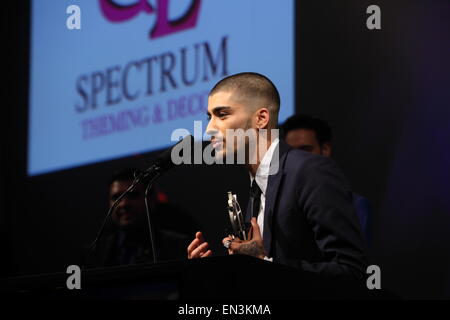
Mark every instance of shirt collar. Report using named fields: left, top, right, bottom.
left=249, top=138, right=280, bottom=196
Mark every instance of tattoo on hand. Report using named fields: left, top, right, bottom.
left=236, top=241, right=265, bottom=258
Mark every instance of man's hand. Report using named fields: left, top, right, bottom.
left=222, top=218, right=266, bottom=259
left=187, top=231, right=213, bottom=259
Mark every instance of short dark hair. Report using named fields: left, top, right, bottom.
left=281, top=114, right=332, bottom=146
left=210, top=72, right=281, bottom=125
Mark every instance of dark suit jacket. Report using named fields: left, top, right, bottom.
left=244, top=140, right=369, bottom=280
left=353, top=193, right=372, bottom=247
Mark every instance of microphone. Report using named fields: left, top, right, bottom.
left=87, top=135, right=195, bottom=265
left=140, top=134, right=194, bottom=178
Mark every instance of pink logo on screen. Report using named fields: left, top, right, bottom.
left=99, top=0, right=201, bottom=39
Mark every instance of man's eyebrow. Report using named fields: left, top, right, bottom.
left=206, top=106, right=232, bottom=117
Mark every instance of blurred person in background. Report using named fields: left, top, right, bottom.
left=281, top=114, right=372, bottom=246
left=85, top=168, right=197, bottom=267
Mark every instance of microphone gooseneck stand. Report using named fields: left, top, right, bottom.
left=87, top=164, right=163, bottom=265
left=86, top=134, right=194, bottom=267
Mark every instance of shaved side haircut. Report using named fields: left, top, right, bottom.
left=210, top=72, right=281, bottom=127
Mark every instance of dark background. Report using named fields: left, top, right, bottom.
left=2, top=1, right=450, bottom=299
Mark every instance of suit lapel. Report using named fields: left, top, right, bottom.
left=262, top=140, right=291, bottom=257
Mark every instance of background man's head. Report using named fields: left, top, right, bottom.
left=206, top=72, right=281, bottom=161
left=282, top=114, right=332, bottom=156
left=109, top=168, right=147, bottom=229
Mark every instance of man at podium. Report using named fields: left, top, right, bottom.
left=187, top=72, right=369, bottom=281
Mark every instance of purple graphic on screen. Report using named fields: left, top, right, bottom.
left=99, top=0, right=201, bottom=39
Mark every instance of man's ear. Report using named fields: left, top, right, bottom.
left=322, top=142, right=332, bottom=157
left=255, top=108, right=270, bottom=129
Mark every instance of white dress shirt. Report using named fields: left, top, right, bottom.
left=249, top=138, right=279, bottom=261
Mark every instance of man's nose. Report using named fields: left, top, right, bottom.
left=117, top=196, right=130, bottom=208
left=206, top=119, right=218, bottom=137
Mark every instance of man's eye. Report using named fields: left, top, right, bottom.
left=219, top=113, right=228, bottom=118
